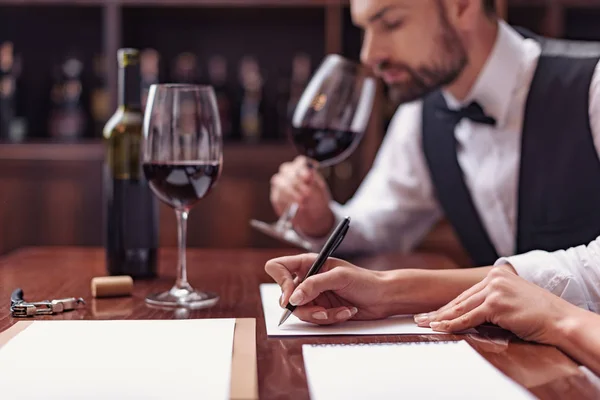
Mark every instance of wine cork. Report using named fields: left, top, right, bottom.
left=91, top=276, right=133, bottom=298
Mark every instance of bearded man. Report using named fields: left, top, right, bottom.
left=269, top=0, right=600, bottom=268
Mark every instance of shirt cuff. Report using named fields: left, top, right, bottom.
left=494, top=250, right=570, bottom=295
left=296, top=201, right=345, bottom=250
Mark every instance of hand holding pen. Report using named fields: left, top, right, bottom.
left=265, top=217, right=398, bottom=326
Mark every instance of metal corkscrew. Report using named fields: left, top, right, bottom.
left=10, top=288, right=85, bottom=317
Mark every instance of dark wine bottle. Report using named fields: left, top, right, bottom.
left=103, top=48, right=159, bottom=279
left=238, top=56, right=265, bottom=143
left=49, top=56, right=87, bottom=140
left=140, top=48, right=160, bottom=112
left=208, top=55, right=233, bottom=140
left=0, top=42, right=27, bottom=142
left=171, top=52, right=199, bottom=84
left=91, top=54, right=111, bottom=138
left=288, top=53, right=311, bottom=124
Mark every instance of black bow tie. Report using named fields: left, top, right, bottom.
left=436, top=101, right=497, bottom=126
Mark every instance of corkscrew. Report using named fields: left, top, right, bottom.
left=10, top=288, right=85, bottom=317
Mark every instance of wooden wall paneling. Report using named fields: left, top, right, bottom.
left=0, top=153, right=104, bottom=254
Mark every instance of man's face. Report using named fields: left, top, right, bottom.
left=351, top=0, right=468, bottom=104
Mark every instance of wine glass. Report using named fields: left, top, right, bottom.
left=142, top=84, right=223, bottom=309
left=250, top=54, right=376, bottom=251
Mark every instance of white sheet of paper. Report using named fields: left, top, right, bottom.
left=260, top=283, right=464, bottom=336
left=0, top=319, right=236, bottom=400
left=303, top=340, right=537, bottom=400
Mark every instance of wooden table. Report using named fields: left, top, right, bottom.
left=0, top=247, right=598, bottom=399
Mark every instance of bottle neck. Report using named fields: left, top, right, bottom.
left=118, top=63, right=141, bottom=112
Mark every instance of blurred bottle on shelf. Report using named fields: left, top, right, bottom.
left=238, top=56, right=265, bottom=143
left=207, top=55, right=234, bottom=140
left=275, top=67, right=290, bottom=141
left=288, top=53, right=311, bottom=120
left=0, top=41, right=27, bottom=142
left=91, top=54, right=111, bottom=138
left=140, top=48, right=160, bottom=111
left=171, top=52, right=199, bottom=84
left=48, top=55, right=87, bottom=140
left=276, top=52, right=311, bottom=140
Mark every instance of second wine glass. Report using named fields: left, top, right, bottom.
left=142, top=84, right=223, bottom=309
left=251, top=55, right=376, bottom=251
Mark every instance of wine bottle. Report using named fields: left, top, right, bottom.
left=91, top=54, right=110, bottom=138
left=140, top=48, right=160, bottom=111
left=49, top=56, right=86, bottom=140
left=0, top=42, right=15, bottom=141
left=238, top=56, right=265, bottom=143
left=208, top=55, right=233, bottom=140
left=0, top=42, right=26, bottom=142
left=288, top=53, right=311, bottom=122
left=103, top=48, right=158, bottom=279
left=171, top=52, right=199, bottom=84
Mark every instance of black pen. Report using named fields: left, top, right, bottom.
left=278, top=216, right=351, bottom=326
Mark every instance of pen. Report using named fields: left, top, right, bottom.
left=278, top=216, right=351, bottom=326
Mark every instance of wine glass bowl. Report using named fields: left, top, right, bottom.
left=250, top=54, right=376, bottom=250
left=142, top=83, right=223, bottom=309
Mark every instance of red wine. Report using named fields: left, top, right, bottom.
left=291, top=127, right=360, bottom=164
left=143, top=162, right=220, bottom=210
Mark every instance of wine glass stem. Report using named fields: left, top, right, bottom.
left=175, top=209, right=191, bottom=290
left=275, top=202, right=299, bottom=231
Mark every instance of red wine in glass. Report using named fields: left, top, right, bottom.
left=250, top=55, right=376, bottom=250
left=142, top=83, right=223, bottom=309
left=291, top=127, right=361, bottom=164
left=143, top=162, right=221, bottom=210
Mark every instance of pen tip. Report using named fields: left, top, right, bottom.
left=278, top=310, right=291, bottom=327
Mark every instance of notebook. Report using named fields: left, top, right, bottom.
left=303, top=340, right=537, bottom=400
left=0, top=319, right=242, bottom=400
left=260, top=283, right=473, bottom=336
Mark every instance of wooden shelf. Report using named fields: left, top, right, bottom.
left=0, top=139, right=295, bottom=163
left=0, top=0, right=599, bottom=7
left=0, top=0, right=347, bottom=5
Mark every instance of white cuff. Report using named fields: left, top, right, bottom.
left=296, top=201, right=344, bottom=250
left=494, top=250, right=571, bottom=295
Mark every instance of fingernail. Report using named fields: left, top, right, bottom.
left=279, top=294, right=284, bottom=308
left=430, top=321, right=443, bottom=330
left=289, top=290, right=305, bottom=306
left=414, top=313, right=429, bottom=323
left=312, top=311, right=328, bottom=320
left=335, top=309, right=353, bottom=320
left=350, top=307, right=358, bottom=316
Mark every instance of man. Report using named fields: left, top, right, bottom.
left=270, top=0, right=600, bottom=267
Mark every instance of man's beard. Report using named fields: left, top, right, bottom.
left=379, top=12, right=468, bottom=105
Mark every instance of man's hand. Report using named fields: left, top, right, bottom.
left=270, top=156, right=335, bottom=238
left=415, top=265, right=576, bottom=346
left=265, top=254, right=396, bottom=325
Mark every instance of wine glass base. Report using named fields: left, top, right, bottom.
left=145, top=286, right=219, bottom=310
left=250, top=219, right=315, bottom=252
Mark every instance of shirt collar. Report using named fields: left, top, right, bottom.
left=443, top=21, right=527, bottom=128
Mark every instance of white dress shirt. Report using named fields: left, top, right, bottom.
left=309, top=21, right=600, bottom=260
left=496, top=236, right=600, bottom=312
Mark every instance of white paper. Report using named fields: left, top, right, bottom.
left=303, top=340, right=537, bottom=400
left=0, top=319, right=236, bottom=400
left=260, top=283, right=466, bottom=336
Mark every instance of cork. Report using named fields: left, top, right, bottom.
left=91, top=276, right=133, bottom=298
